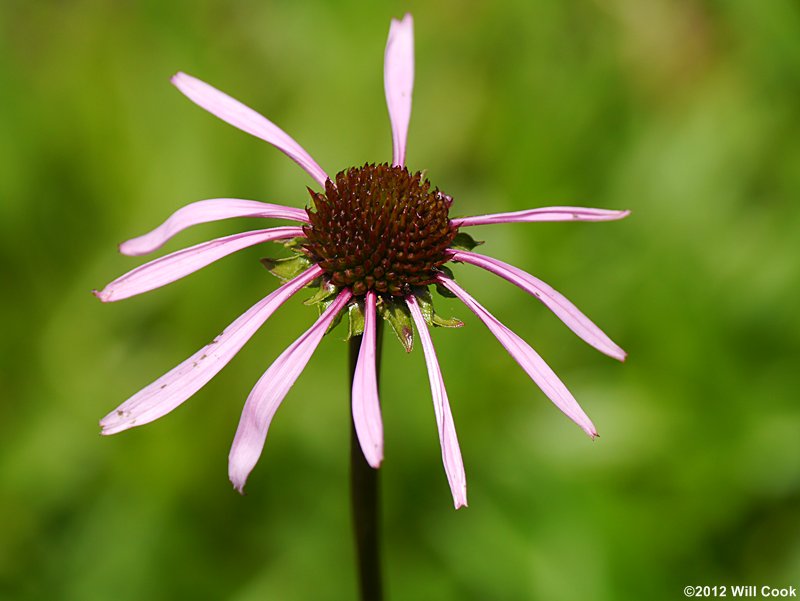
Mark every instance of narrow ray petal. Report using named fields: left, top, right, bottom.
left=438, top=276, right=598, bottom=438
left=407, top=294, right=467, bottom=509
left=452, top=206, right=631, bottom=227
left=352, top=291, right=383, bottom=468
left=96, top=227, right=304, bottom=303
left=100, top=265, right=323, bottom=435
left=447, top=250, right=626, bottom=361
left=119, top=199, right=309, bottom=257
left=384, top=14, right=414, bottom=167
left=229, top=289, right=353, bottom=492
left=171, top=72, right=329, bottom=186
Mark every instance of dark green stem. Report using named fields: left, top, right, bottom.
left=349, top=321, right=384, bottom=601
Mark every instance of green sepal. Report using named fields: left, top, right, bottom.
left=318, top=297, right=345, bottom=335
left=304, top=280, right=337, bottom=305
left=414, top=288, right=463, bottom=328
left=377, top=297, right=414, bottom=353
left=434, top=265, right=457, bottom=298
left=435, top=283, right=456, bottom=298
left=439, top=265, right=455, bottom=278
left=281, top=237, right=308, bottom=251
left=346, top=301, right=366, bottom=340
left=450, top=231, right=484, bottom=251
left=260, top=254, right=312, bottom=282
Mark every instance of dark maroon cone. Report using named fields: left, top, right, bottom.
left=303, top=164, right=457, bottom=297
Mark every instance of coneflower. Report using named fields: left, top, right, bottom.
left=96, top=14, right=628, bottom=513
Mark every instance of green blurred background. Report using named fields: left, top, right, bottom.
left=2, top=0, right=799, bottom=599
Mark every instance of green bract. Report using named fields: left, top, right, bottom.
left=261, top=222, right=466, bottom=349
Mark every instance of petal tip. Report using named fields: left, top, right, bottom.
left=170, top=71, right=187, bottom=86
left=358, top=439, right=384, bottom=470
left=605, top=209, right=631, bottom=221
left=391, top=13, right=413, bottom=27
left=99, top=422, right=123, bottom=436
left=230, top=475, right=247, bottom=495
left=92, top=288, right=111, bottom=303
left=117, top=240, right=139, bottom=256
left=99, top=408, right=137, bottom=434
left=367, top=444, right=384, bottom=468
left=358, top=443, right=383, bottom=469
left=606, top=345, right=628, bottom=362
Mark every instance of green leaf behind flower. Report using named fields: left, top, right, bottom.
left=450, top=231, right=483, bottom=251
left=260, top=254, right=312, bottom=282
left=377, top=297, right=414, bottom=352
left=304, top=280, right=338, bottom=305
left=414, top=288, right=463, bottom=328
left=346, top=301, right=366, bottom=340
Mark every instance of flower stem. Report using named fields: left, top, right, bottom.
left=349, top=321, right=384, bottom=601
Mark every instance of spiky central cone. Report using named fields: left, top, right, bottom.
left=303, top=164, right=457, bottom=296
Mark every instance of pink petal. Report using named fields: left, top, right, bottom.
left=96, top=227, right=304, bottom=303
left=452, top=206, right=631, bottom=227
left=447, top=250, right=626, bottom=361
left=119, top=198, right=309, bottom=257
left=438, top=276, right=598, bottom=439
left=352, top=291, right=383, bottom=468
left=229, top=289, right=352, bottom=492
left=406, top=294, right=467, bottom=509
left=171, top=72, right=329, bottom=187
left=384, top=14, right=414, bottom=167
left=99, top=265, right=323, bottom=435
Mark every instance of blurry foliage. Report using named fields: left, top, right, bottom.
left=1, top=0, right=799, bottom=599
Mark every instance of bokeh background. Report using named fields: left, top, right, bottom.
left=2, top=1, right=799, bottom=599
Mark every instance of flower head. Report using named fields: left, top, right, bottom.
left=96, top=14, right=628, bottom=509
left=303, top=164, right=456, bottom=296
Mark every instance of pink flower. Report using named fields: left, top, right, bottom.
left=96, top=14, right=628, bottom=509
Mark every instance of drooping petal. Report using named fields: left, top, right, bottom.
left=438, top=276, right=598, bottom=439
left=119, top=199, right=309, bottom=257
left=352, top=291, right=383, bottom=468
left=100, top=265, right=323, bottom=435
left=452, top=206, right=631, bottom=227
left=407, top=294, right=467, bottom=509
left=171, top=72, right=329, bottom=187
left=229, top=289, right=353, bottom=492
left=384, top=14, right=414, bottom=167
left=447, top=249, right=626, bottom=361
left=96, top=227, right=304, bottom=302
